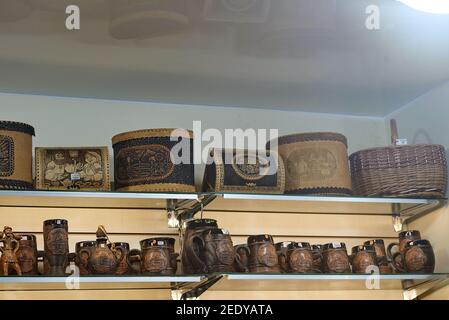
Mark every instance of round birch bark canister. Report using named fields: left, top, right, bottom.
left=112, top=128, right=195, bottom=192
left=271, top=132, right=352, bottom=195
left=0, top=121, right=35, bottom=190
left=109, top=0, right=190, bottom=39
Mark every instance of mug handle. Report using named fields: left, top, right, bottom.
left=234, top=246, right=250, bottom=273
left=68, top=252, right=77, bottom=263
left=386, top=242, right=399, bottom=261
left=391, top=252, right=407, bottom=273
left=278, top=251, right=289, bottom=273
left=128, top=249, right=141, bottom=263
left=186, top=235, right=207, bottom=274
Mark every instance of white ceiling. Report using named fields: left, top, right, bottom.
left=1, top=0, right=448, bottom=116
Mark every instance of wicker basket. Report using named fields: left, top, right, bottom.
left=349, top=120, right=448, bottom=198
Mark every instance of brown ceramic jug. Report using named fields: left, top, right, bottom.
left=392, top=240, right=435, bottom=273
left=82, top=226, right=121, bottom=275
left=322, top=242, right=351, bottom=273
left=181, top=219, right=218, bottom=274
left=233, top=244, right=250, bottom=272
left=275, top=242, right=292, bottom=273
left=247, top=235, right=280, bottom=273
left=16, top=234, right=38, bottom=275
left=139, top=237, right=177, bottom=275
left=43, top=219, right=69, bottom=276
left=311, top=244, right=323, bottom=273
left=350, top=245, right=378, bottom=274
left=200, top=229, right=235, bottom=273
left=364, top=239, right=392, bottom=274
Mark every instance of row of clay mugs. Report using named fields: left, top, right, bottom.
left=235, top=237, right=368, bottom=274
left=387, top=230, right=435, bottom=273
left=72, top=237, right=178, bottom=275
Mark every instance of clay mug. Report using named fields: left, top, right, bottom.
left=73, top=241, right=96, bottom=275
left=139, top=237, right=177, bottom=275
left=350, top=245, right=378, bottom=274
left=15, top=234, right=39, bottom=275
left=181, top=218, right=218, bottom=274
left=392, top=240, right=435, bottom=273
left=43, top=219, right=69, bottom=276
left=199, top=228, right=235, bottom=273
left=387, top=230, right=421, bottom=273
left=285, top=242, right=314, bottom=273
left=322, top=242, right=351, bottom=273
left=247, top=234, right=280, bottom=273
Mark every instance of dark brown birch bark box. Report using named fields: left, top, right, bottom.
left=0, top=121, right=35, bottom=190
left=269, top=132, right=352, bottom=195
left=202, top=148, right=285, bottom=193
left=112, top=128, right=195, bottom=192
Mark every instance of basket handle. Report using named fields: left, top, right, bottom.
left=390, top=119, right=399, bottom=146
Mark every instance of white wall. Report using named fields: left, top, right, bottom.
left=0, top=92, right=387, bottom=186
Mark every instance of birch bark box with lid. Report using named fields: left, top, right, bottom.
left=0, top=121, right=35, bottom=190
left=112, top=128, right=195, bottom=192
left=35, top=147, right=110, bottom=191
left=270, top=132, right=352, bottom=195
left=202, top=148, right=285, bottom=193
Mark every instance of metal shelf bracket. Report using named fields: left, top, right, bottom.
left=166, top=195, right=217, bottom=228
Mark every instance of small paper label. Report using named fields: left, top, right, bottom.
left=70, top=173, right=81, bottom=181
left=332, top=242, right=342, bottom=248
left=396, top=139, right=408, bottom=146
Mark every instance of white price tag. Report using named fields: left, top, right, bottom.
left=332, top=242, right=342, bottom=248
left=70, top=173, right=81, bottom=181
left=395, top=139, right=408, bottom=146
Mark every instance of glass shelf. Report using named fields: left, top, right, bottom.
left=206, top=273, right=449, bottom=292
left=202, top=193, right=446, bottom=227
left=0, top=275, right=204, bottom=291
left=0, top=190, right=197, bottom=209
left=0, top=190, right=445, bottom=227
